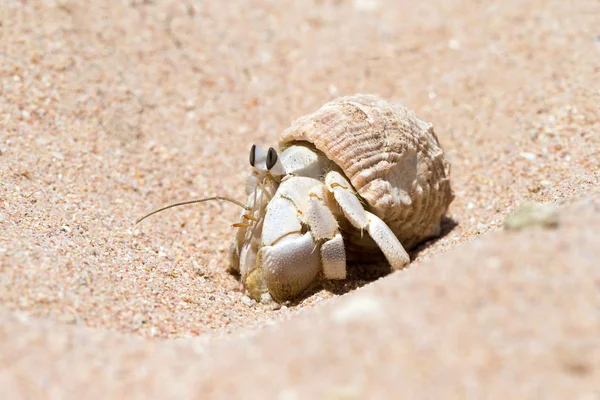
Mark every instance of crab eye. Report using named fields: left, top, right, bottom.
left=266, top=147, right=278, bottom=170
left=249, top=144, right=257, bottom=167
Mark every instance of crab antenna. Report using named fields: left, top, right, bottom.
left=136, top=196, right=249, bottom=225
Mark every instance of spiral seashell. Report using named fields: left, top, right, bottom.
left=279, top=94, right=454, bottom=250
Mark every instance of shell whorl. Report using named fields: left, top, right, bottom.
left=279, top=94, right=454, bottom=249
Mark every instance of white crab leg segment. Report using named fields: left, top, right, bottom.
left=238, top=242, right=258, bottom=278
left=306, top=186, right=346, bottom=279
left=232, top=182, right=274, bottom=278
left=325, top=171, right=410, bottom=270
left=324, top=172, right=369, bottom=228
left=363, top=210, right=410, bottom=269
left=306, top=186, right=338, bottom=239
left=320, top=232, right=346, bottom=280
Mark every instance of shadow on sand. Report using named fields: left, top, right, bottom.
left=319, top=216, right=458, bottom=298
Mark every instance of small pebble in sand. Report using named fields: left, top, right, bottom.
left=520, top=152, right=537, bottom=161
left=353, top=0, right=380, bottom=12
left=240, top=296, right=256, bottom=307
left=260, top=293, right=273, bottom=304
left=503, top=201, right=559, bottom=230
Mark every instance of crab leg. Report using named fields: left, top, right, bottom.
left=325, top=171, right=410, bottom=270
left=305, top=186, right=346, bottom=280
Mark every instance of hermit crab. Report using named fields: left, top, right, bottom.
left=138, top=94, right=454, bottom=303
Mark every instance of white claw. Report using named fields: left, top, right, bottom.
left=261, top=232, right=321, bottom=301
left=256, top=176, right=349, bottom=299
left=262, top=197, right=302, bottom=246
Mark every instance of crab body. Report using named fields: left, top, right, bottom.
left=230, top=94, right=454, bottom=302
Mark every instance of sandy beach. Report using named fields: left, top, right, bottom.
left=1, top=0, right=599, bottom=397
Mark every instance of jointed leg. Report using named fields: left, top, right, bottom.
left=325, top=171, right=410, bottom=270
left=305, top=185, right=347, bottom=280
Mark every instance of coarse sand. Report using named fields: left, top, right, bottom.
left=1, top=0, right=599, bottom=398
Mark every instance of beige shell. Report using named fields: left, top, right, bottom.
left=279, top=94, right=454, bottom=250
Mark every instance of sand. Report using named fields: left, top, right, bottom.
left=1, top=0, right=599, bottom=397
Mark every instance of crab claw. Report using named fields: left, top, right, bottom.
left=260, top=232, right=321, bottom=302
left=241, top=176, right=349, bottom=302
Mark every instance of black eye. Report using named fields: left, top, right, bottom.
left=266, top=147, right=278, bottom=170
left=249, top=144, right=257, bottom=167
